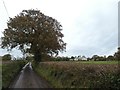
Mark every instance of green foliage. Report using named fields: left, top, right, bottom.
left=2, top=54, right=11, bottom=61
left=50, top=57, right=69, bottom=61
left=114, top=47, right=120, bottom=60
left=33, top=61, right=120, bottom=88
left=71, top=56, right=75, bottom=60
left=26, top=56, right=34, bottom=61
left=2, top=60, right=26, bottom=88
left=107, top=55, right=115, bottom=61
left=91, top=55, right=106, bottom=61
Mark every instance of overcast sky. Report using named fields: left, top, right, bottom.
left=0, top=0, right=119, bottom=58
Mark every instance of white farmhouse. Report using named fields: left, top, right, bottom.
left=78, top=55, right=87, bottom=61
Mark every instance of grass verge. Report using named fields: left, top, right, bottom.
left=2, top=60, right=27, bottom=88
left=33, top=61, right=120, bottom=89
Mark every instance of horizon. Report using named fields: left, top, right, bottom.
left=0, top=0, right=119, bottom=58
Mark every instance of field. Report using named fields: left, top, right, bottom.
left=78, top=61, right=119, bottom=64
left=33, top=61, right=120, bottom=88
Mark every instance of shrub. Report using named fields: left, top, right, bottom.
left=2, top=60, right=26, bottom=88
left=2, top=54, right=11, bottom=61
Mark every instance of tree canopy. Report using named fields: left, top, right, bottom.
left=114, top=47, right=120, bottom=60
left=1, top=9, right=66, bottom=62
left=2, top=54, right=11, bottom=61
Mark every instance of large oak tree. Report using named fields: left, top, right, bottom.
left=1, top=9, right=66, bottom=62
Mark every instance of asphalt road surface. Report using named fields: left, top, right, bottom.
left=9, top=62, right=51, bottom=88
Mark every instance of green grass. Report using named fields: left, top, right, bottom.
left=2, top=60, right=26, bottom=88
left=33, top=61, right=120, bottom=88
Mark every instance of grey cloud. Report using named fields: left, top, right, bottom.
left=60, top=1, right=118, bottom=57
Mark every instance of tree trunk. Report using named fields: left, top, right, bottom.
left=34, top=50, right=41, bottom=62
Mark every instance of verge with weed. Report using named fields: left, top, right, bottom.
left=33, top=61, right=120, bottom=89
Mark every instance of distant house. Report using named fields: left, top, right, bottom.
left=74, top=57, right=79, bottom=61
left=78, top=55, right=87, bottom=61
left=70, top=56, right=87, bottom=61
left=81, top=56, right=87, bottom=61
left=69, top=59, right=74, bottom=61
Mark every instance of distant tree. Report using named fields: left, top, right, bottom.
left=71, top=56, right=75, bottom=60
left=1, top=9, right=66, bottom=62
left=82, top=55, right=86, bottom=58
left=92, top=55, right=99, bottom=61
left=87, top=57, right=91, bottom=61
left=98, top=56, right=106, bottom=61
left=81, top=55, right=87, bottom=60
left=51, top=56, right=69, bottom=61
left=114, top=47, right=120, bottom=60
left=2, top=54, right=11, bottom=61
left=103, top=55, right=107, bottom=60
left=62, top=57, right=69, bottom=61
left=50, top=56, right=61, bottom=61
left=107, top=55, right=115, bottom=61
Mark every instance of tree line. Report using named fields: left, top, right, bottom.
left=49, top=47, right=120, bottom=61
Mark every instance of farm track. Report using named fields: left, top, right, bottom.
left=9, top=62, right=51, bottom=88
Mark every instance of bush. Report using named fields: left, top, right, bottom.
left=2, top=60, right=26, bottom=88
left=2, top=54, right=11, bottom=61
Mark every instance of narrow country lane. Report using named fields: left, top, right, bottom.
left=9, top=62, right=51, bottom=88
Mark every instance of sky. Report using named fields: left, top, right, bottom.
left=0, top=0, right=119, bottom=58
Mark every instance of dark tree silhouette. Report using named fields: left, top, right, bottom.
left=2, top=54, right=11, bottom=61
left=1, top=9, right=66, bottom=62
left=114, top=47, right=120, bottom=60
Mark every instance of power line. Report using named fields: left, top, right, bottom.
left=2, top=0, right=9, bottom=18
